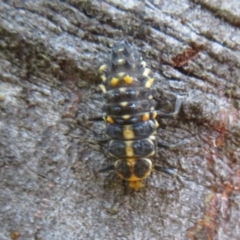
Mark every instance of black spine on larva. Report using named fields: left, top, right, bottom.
left=99, top=40, right=158, bottom=189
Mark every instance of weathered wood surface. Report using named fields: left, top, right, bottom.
left=0, top=0, right=240, bottom=239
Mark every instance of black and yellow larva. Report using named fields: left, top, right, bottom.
left=95, top=40, right=185, bottom=190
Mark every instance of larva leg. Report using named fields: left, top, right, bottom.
left=154, top=166, right=184, bottom=186
left=96, top=139, right=109, bottom=144
left=154, top=166, right=176, bottom=175
left=99, top=165, right=115, bottom=173
left=156, top=97, right=183, bottom=119
left=88, top=116, right=104, bottom=121
left=158, top=139, right=189, bottom=149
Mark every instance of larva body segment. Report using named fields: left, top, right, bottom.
left=99, top=40, right=158, bottom=190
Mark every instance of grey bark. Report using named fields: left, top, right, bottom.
left=0, top=0, right=240, bottom=240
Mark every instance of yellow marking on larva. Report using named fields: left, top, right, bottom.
left=142, top=113, right=150, bottom=121
left=152, top=111, right=158, bottom=119
left=119, top=87, right=126, bottom=93
left=120, top=101, right=128, bottom=107
left=145, top=78, right=154, bottom=88
left=122, top=115, right=130, bottom=119
left=126, top=158, right=136, bottom=166
left=111, top=77, right=119, bottom=86
left=117, top=59, right=125, bottom=65
left=141, top=61, right=147, bottom=68
left=150, top=135, right=156, bottom=140
left=101, top=74, right=107, bottom=82
left=117, top=47, right=125, bottom=53
left=106, top=116, right=114, bottom=124
left=99, top=84, right=106, bottom=93
left=124, top=75, right=134, bottom=84
left=117, top=72, right=126, bottom=78
left=129, top=181, right=144, bottom=190
left=143, top=68, right=151, bottom=77
left=154, top=119, right=159, bottom=128
left=128, top=175, right=141, bottom=181
left=99, top=64, right=107, bottom=73
left=123, top=126, right=135, bottom=139
left=148, top=95, right=153, bottom=100
left=125, top=141, right=134, bottom=157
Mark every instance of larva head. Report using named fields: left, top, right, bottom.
left=98, top=40, right=155, bottom=91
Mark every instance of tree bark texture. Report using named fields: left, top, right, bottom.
left=0, top=0, right=240, bottom=240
